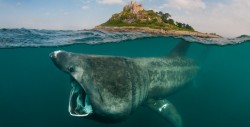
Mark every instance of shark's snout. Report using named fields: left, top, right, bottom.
left=49, top=52, right=56, bottom=59
left=49, top=50, right=63, bottom=59
left=50, top=50, right=67, bottom=71
left=50, top=50, right=93, bottom=117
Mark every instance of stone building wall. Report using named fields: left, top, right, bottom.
left=123, top=1, right=144, bottom=14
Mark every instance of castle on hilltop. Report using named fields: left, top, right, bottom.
left=123, top=1, right=144, bottom=14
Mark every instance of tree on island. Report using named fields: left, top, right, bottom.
left=185, top=24, right=194, bottom=31
left=176, top=22, right=194, bottom=31
left=157, top=11, right=194, bottom=31
left=157, top=11, right=171, bottom=22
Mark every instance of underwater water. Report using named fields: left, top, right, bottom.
left=0, top=28, right=250, bottom=127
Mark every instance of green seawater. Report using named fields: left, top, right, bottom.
left=0, top=37, right=250, bottom=127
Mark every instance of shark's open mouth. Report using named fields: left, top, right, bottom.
left=69, top=78, right=93, bottom=117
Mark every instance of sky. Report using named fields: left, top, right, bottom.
left=0, top=0, right=249, bottom=37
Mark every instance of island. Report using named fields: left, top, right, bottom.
left=95, top=1, right=222, bottom=38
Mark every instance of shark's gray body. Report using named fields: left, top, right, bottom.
left=50, top=42, right=198, bottom=127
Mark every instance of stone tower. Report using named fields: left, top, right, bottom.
left=123, top=1, right=144, bottom=14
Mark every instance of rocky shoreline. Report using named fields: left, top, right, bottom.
left=94, top=26, right=223, bottom=38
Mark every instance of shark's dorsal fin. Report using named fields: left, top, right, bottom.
left=168, top=40, right=191, bottom=57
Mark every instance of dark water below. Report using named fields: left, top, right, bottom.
left=0, top=30, right=250, bottom=127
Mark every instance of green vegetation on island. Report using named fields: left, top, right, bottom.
left=101, top=2, right=195, bottom=31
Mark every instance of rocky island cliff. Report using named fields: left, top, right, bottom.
left=95, top=1, right=222, bottom=38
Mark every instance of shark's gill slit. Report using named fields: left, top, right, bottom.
left=69, top=78, right=93, bottom=116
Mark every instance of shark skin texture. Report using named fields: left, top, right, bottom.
left=50, top=41, right=198, bottom=127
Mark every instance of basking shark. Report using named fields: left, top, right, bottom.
left=50, top=41, right=198, bottom=127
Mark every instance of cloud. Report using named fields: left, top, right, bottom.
left=205, top=0, right=250, bottom=37
left=163, top=0, right=206, bottom=10
left=97, top=0, right=124, bottom=4
left=80, top=0, right=91, bottom=9
left=158, top=0, right=250, bottom=37
left=81, top=0, right=92, bottom=4
left=81, top=5, right=89, bottom=10
left=16, top=2, right=22, bottom=6
left=233, top=0, right=250, bottom=6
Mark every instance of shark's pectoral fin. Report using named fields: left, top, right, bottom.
left=145, top=99, right=183, bottom=127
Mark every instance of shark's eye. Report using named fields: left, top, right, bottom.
left=68, top=66, right=75, bottom=72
